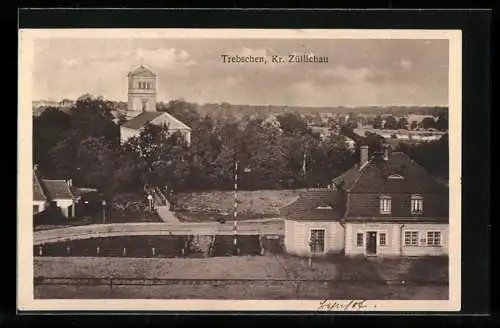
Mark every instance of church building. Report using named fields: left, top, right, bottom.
left=120, top=65, right=191, bottom=145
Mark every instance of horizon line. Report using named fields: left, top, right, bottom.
left=32, top=98, right=449, bottom=109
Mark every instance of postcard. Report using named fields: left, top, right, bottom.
left=18, top=28, right=461, bottom=312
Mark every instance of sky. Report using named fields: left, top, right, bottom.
left=33, top=38, right=449, bottom=107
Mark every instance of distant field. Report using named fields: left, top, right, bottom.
left=175, top=189, right=306, bottom=219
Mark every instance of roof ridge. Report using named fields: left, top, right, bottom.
left=346, top=158, right=372, bottom=192
left=397, top=152, right=447, bottom=189
left=157, top=112, right=191, bottom=130
left=33, top=169, right=48, bottom=201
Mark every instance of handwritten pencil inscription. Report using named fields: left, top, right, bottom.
left=317, top=299, right=374, bottom=311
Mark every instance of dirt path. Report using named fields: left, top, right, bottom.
left=34, top=220, right=285, bottom=245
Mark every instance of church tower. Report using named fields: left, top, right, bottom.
left=127, top=64, right=157, bottom=116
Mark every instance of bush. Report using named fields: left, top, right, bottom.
left=112, top=193, right=147, bottom=212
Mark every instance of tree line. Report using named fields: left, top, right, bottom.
left=33, top=95, right=448, bottom=199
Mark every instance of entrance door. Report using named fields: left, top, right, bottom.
left=366, top=231, right=377, bottom=255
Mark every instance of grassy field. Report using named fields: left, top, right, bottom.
left=175, top=189, right=306, bottom=221
left=34, top=255, right=448, bottom=300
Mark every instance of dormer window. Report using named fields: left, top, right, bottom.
left=379, top=195, right=392, bottom=215
left=388, top=174, right=405, bottom=180
left=411, top=195, right=424, bottom=214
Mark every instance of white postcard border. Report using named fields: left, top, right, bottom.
left=18, top=28, right=462, bottom=312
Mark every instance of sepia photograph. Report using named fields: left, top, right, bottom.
left=18, top=28, right=462, bottom=311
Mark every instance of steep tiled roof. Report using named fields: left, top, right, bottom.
left=280, top=189, right=344, bottom=221
left=121, top=112, right=164, bottom=129
left=33, top=170, right=47, bottom=201
left=332, top=165, right=362, bottom=190
left=334, top=152, right=447, bottom=194
left=41, top=179, right=74, bottom=200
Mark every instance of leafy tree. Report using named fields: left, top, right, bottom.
left=277, top=112, right=309, bottom=135
left=344, top=117, right=359, bottom=130
left=410, top=120, right=418, bottom=130
left=75, top=136, right=119, bottom=194
left=47, top=136, right=78, bottom=180
left=308, top=135, right=355, bottom=186
left=373, top=115, right=384, bottom=129
left=33, top=108, right=71, bottom=169
left=396, top=134, right=448, bottom=178
left=421, top=117, right=437, bottom=130
left=70, top=94, right=119, bottom=143
left=158, top=99, right=201, bottom=128
left=436, top=114, right=448, bottom=131
left=123, top=123, right=190, bottom=190
left=357, top=132, right=385, bottom=158
left=112, top=152, right=146, bottom=193
left=398, top=117, right=409, bottom=130
left=384, top=116, right=399, bottom=130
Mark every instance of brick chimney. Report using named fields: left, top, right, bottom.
left=360, top=145, right=369, bottom=165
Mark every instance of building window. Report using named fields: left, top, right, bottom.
left=380, top=196, right=392, bottom=214
left=33, top=205, right=39, bottom=214
left=427, top=231, right=441, bottom=246
left=356, top=233, right=364, bottom=247
left=404, top=231, right=419, bottom=246
left=411, top=195, right=424, bottom=214
left=379, top=233, right=386, bottom=246
left=310, top=229, right=325, bottom=253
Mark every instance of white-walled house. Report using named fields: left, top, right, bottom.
left=281, top=145, right=449, bottom=257
left=33, top=170, right=47, bottom=215
left=33, top=168, right=77, bottom=219
left=120, top=111, right=191, bottom=146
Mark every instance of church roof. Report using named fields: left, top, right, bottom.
left=121, top=112, right=165, bottom=129
left=121, top=111, right=191, bottom=131
left=128, top=65, right=156, bottom=77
